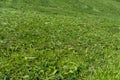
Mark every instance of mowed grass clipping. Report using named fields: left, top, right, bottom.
left=0, top=0, right=120, bottom=80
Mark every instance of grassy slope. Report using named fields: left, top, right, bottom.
left=0, top=0, right=120, bottom=80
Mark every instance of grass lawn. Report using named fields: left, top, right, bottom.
left=0, top=0, right=120, bottom=80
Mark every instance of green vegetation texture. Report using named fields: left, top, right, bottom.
left=0, top=0, right=120, bottom=80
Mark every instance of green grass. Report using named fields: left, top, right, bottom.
left=0, top=0, right=120, bottom=80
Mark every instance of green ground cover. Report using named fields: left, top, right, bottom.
left=0, top=0, right=120, bottom=80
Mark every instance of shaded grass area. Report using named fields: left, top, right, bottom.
left=0, top=0, right=120, bottom=80
left=0, top=0, right=120, bottom=17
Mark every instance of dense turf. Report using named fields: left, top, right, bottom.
left=0, top=0, right=120, bottom=80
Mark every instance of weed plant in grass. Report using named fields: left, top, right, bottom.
left=0, top=0, right=120, bottom=80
